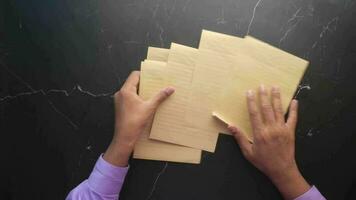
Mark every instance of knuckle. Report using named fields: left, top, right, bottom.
left=118, top=90, right=126, bottom=96
left=260, top=89, right=268, bottom=95
left=247, top=95, right=256, bottom=102
left=114, top=90, right=123, bottom=99
left=261, top=103, right=272, bottom=110
left=118, top=89, right=129, bottom=97
left=249, top=109, right=259, bottom=117
left=272, top=91, right=280, bottom=98
left=275, top=106, right=283, bottom=112
left=292, top=106, right=298, bottom=112
left=114, top=91, right=120, bottom=97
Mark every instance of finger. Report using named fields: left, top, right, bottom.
left=286, top=99, right=298, bottom=130
left=122, top=71, right=140, bottom=92
left=259, top=84, right=275, bottom=124
left=246, top=90, right=263, bottom=133
left=149, top=87, right=175, bottom=108
left=228, top=125, right=252, bottom=158
left=271, top=86, right=284, bottom=123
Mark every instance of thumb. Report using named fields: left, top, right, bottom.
left=228, top=125, right=252, bottom=158
left=286, top=99, right=298, bottom=130
left=149, top=87, right=175, bottom=108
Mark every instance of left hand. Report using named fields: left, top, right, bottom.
left=104, top=71, right=175, bottom=167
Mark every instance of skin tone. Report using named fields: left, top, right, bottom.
left=103, top=71, right=175, bottom=167
left=103, top=71, right=310, bottom=199
left=228, top=85, right=310, bottom=200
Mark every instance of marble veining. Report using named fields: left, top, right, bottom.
left=246, top=0, right=263, bottom=35
left=1, top=62, right=114, bottom=130
left=146, top=162, right=168, bottom=200
left=311, top=17, right=339, bottom=50
left=2, top=0, right=356, bottom=199
left=279, top=7, right=303, bottom=47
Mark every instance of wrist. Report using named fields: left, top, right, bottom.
left=268, top=163, right=299, bottom=184
left=269, top=164, right=311, bottom=200
left=103, top=142, right=132, bottom=167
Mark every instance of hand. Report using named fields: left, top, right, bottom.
left=104, top=71, right=175, bottom=167
left=228, top=85, right=310, bottom=200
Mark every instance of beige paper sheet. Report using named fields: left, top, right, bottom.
left=167, top=43, right=226, bottom=135
left=183, top=31, right=245, bottom=137
left=133, top=50, right=201, bottom=164
left=196, top=30, right=308, bottom=139
left=147, top=47, right=169, bottom=61
left=149, top=43, right=219, bottom=152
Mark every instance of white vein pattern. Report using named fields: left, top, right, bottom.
left=146, top=162, right=168, bottom=200
left=156, top=22, right=165, bottom=47
left=279, top=7, right=304, bottom=47
left=0, top=85, right=113, bottom=102
left=246, top=0, right=263, bottom=35
left=216, top=6, right=227, bottom=25
left=311, top=17, right=339, bottom=49
left=1, top=62, right=114, bottom=129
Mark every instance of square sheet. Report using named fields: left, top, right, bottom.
left=195, top=30, right=308, bottom=139
left=133, top=48, right=201, bottom=164
left=183, top=31, right=245, bottom=137
left=149, top=43, right=219, bottom=152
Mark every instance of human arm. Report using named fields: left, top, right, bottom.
left=228, top=85, right=326, bottom=200
left=66, top=71, right=175, bottom=200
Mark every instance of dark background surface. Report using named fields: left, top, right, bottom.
left=1, top=0, right=356, bottom=199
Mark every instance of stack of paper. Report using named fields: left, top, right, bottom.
left=133, top=30, right=309, bottom=164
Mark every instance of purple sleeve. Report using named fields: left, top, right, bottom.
left=294, top=186, right=326, bottom=200
left=66, top=154, right=129, bottom=200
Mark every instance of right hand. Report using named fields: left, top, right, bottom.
left=228, top=85, right=310, bottom=200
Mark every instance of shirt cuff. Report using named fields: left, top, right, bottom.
left=294, top=186, right=326, bottom=200
left=87, top=154, right=129, bottom=195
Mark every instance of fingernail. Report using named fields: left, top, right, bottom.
left=260, top=84, right=266, bottom=92
left=246, top=90, right=254, bottom=97
left=164, top=87, right=175, bottom=95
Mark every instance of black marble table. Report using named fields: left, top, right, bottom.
left=1, top=0, right=356, bottom=199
